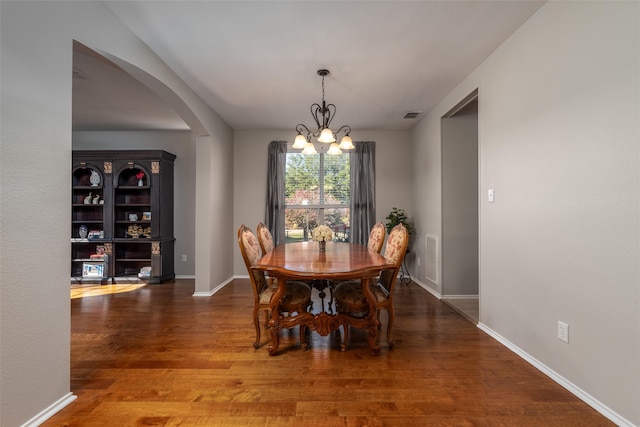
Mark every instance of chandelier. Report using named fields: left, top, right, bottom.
left=293, top=69, right=354, bottom=155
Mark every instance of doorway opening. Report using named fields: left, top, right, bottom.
left=440, top=89, right=479, bottom=323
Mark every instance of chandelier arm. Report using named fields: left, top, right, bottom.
left=310, top=103, right=324, bottom=132
left=323, top=103, right=336, bottom=129
left=334, top=125, right=352, bottom=136
left=296, top=124, right=312, bottom=137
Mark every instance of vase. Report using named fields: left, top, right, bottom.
left=319, top=241, right=326, bottom=252
left=78, top=225, right=88, bottom=239
left=138, top=178, right=143, bottom=187
left=89, top=169, right=101, bottom=187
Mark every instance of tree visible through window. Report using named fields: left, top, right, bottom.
left=285, top=152, right=350, bottom=242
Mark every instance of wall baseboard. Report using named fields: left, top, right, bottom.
left=21, top=392, right=77, bottom=427
left=477, top=323, right=635, bottom=427
left=192, top=276, right=235, bottom=297
left=441, top=294, right=479, bottom=299
left=411, top=277, right=442, bottom=299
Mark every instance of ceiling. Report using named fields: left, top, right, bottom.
left=72, top=1, right=545, bottom=133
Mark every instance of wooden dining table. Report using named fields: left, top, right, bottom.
left=253, top=241, right=395, bottom=356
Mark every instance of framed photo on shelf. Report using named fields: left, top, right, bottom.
left=82, top=262, right=104, bottom=278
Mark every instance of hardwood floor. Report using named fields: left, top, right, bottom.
left=441, top=298, right=479, bottom=324
left=43, top=279, right=613, bottom=426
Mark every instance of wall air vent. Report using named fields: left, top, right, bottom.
left=403, top=111, right=422, bottom=119
left=425, top=234, right=438, bottom=284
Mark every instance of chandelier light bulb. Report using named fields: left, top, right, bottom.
left=327, top=143, right=343, bottom=155
left=293, top=134, right=307, bottom=149
left=301, top=142, right=317, bottom=155
left=338, top=135, right=354, bottom=150
left=317, top=128, right=335, bottom=143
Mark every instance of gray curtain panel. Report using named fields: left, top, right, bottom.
left=265, top=140, right=287, bottom=245
left=349, top=141, right=376, bottom=245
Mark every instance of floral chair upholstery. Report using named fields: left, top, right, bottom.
left=367, top=221, right=386, bottom=254
left=237, top=225, right=312, bottom=349
left=256, top=222, right=278, bottom=287
left=333, top=224, right=409, bottom=350
left=256, top=222, right=275, bottom=255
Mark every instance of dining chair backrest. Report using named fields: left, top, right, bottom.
left=378, top=224, right=409, bottom=293
left=237, top=224, right=268, bottom=298
left=367, top=221, right=386, bottom=254
left=256, top=222, right=274, bottom=255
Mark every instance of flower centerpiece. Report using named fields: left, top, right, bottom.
left=136, top=171, right=145, bottom=186
left=311, top=225, right=334, bottom=252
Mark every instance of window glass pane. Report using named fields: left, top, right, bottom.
left=323, top=154, right=350, bottom=205
left=325, top=208, right=350, bottom=242
left=285, top=151, right=350, bottom=241
left=284, top=207, right=318, bottom=242
left=285, top=153, right=320, bottom=205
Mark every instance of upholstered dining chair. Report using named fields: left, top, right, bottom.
left=256, top=222, right=275, bottom=255
left=237, top=224, right=312, bottom=349
left=256, top=222, right=278, bottom=287
left=333, top=223, right=409, bottom=350
left=328, top=222, right=387, bottom=309
left=367, top=221, right=386, bottom=254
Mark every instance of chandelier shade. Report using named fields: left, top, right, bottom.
left=294, top=69, right=353, bottom=155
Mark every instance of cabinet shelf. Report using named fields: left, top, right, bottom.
left=115, top=220, right=151, bottom=224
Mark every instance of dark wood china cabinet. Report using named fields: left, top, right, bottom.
left=72, top=150, right=176, bottom=284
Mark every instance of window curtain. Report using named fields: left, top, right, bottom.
left=349, top=141, right=376, bottom=245
left=265, top=140, right=287, bottom=245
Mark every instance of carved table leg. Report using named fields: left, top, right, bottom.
left=361, top=277, right=381, bottom=355
left=267, top=317, right=280, bottom=356
left=267, top=278, right=287, bottom=356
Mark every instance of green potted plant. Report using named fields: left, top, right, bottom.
left=384, top=207, right=415, bottom=235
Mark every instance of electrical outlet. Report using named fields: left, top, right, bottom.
left=181, top=254, right=187, bottom=262
left=417, top=258, right=420, bottom=267
left=558, top=321, right=569, bottom=343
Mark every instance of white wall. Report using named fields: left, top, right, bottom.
left=73, top=131, right=196, bottom=277
left=233, top=129, right=412, bottom=276
left=0, top=2, right=232, bottom=425
left=411, top=2, right=639, bottom=425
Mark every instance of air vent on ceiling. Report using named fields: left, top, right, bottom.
left=403, top=111, right=422, bottom=119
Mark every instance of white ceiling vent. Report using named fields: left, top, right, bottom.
left=403, top=111, right=422, bottom=119
left=425, top=234, right=438, bottom=284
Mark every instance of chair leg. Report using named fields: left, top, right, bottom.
left=253, top=307, right=261, bottom=349
left=387, top=306, right=395, bottom=349
left=340, top=324, right=350, bottom=351
left=299, top=325, right=309, bottom=351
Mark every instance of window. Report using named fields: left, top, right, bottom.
left=284, top=151, right=350, bottom=242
